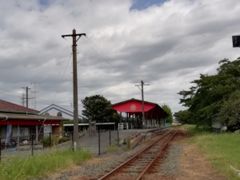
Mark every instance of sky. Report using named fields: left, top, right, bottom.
left=0, top=0, right=240, bottom=114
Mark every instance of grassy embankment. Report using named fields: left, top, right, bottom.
left=0, top=149, right=91, bottom=180
left=183, top=125, right=240, bottom=180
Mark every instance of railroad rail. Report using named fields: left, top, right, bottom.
left=98, top=129, right=177, bottom=180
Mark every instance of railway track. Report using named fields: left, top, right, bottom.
left=98, top=129, right=177, bottom=180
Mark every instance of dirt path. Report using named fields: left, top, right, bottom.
left=176, top=142, right=226, bottom=180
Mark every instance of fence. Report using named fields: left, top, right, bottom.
left=0, top=132, right=71, bottom=160
left=0, top=129, right=121, bottom=160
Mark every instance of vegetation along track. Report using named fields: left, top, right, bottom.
left=98, top=129, right=178, bottom=180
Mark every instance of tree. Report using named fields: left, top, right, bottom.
left=161, top=104, right=173, bottom=124
left=216, top=91, right=240, bottom=131
left=174, top=110, right=193, bottom=124
left=178, top=58, right=240, bottom=129
left=82, top=95, right=119, bottom=123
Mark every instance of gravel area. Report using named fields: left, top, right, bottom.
left=159, top=143, right=183, bottom=176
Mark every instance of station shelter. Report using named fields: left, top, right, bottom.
left=112, top=98, right=168, bottom=129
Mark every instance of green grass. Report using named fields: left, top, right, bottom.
left=106, top=144, right=119, bottom=153
left=0, top=149, right=91, bottom=180
left=183, top=125, right=240, bottom=180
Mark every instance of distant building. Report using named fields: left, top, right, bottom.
left=0, top=99, right=62, bottom=146
left=40, top=104, right=86, bottom=134
left=39, top=104, right=82, bottom=120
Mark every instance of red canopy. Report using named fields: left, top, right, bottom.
left=112, top=98, right=167, bottom=119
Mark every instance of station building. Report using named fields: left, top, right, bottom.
left=0, top=99, right=62, bottom=146
left=112, top=98, right=168, bottom=129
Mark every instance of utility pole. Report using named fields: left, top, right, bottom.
left=141, top=80, right=145, bottom=127
left=21, top=93, right=25, bottom=106
left=26, top=86, right=29, bottom=108
left=22, top=86, right=31, bottom=108
left=135, top=80, right=149, bottom=128
left=61, top=29, right=86, bottom=151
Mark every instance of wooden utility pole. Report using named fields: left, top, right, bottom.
left=61, top=29, right=86, bottom=151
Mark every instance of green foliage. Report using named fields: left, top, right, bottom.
left=82, top=95, right=120, bottom=123
left=181, top=124, right=212, bottom=136
left=217, top=91, right=240, bottom=131
left=161, top=104, right=173, bottom=123
left=58, top=136, right=70, bottom=144
left=42, top=136, right=51, bottom=147
left=178, top=58, right=240, bottom=129
left=174, top=110, right=193, bottom=124
left=0, top=149, right=91, bottom=180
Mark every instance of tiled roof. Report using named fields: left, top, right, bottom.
left=0, top=99, right=39, bottom=114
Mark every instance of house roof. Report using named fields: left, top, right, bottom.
left=0, top=99, right=62, bottom=126
left=39, top=104, right=83, bottom=119
left=0, top=99, right=39, bottom=114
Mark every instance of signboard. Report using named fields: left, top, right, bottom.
left=232, top=35, right=240, bottom=47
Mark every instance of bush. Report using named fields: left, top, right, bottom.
left=42, top=137, right=51, bottom=147
left=58, top=136, right=70, bottom=144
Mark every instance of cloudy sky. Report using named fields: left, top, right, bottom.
left=0, top=0, right=240, bottom=113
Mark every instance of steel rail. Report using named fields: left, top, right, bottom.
left=136, top=131, right=177, bottom=180
left=98, top=130, right=172, bottom=180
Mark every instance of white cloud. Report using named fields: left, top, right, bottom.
left=0, top=0, right=240, bottom=113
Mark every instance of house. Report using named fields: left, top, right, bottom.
left=39, top=104, right=88, bottom=134
left=0, top=99, right=62, bottom=146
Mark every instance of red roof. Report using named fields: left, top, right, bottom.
left=0, top=99, right=62, bottom=126
left=112, top=98, right=156, bottom=113
left=112, top=98, right=168, bottom=119
left=0, top=99, right=39, bottom=114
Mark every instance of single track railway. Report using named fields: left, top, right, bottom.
left=98, top=129, right=177, bottom=180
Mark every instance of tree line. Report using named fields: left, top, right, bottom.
left=175, top=58, right=240, bottom=131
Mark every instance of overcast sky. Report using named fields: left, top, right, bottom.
left=0, top=0, right=240, bottom=113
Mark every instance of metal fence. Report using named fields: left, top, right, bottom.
left=0, top=129, right=121, bottom=160
left=0, top=133, right=64, bottom=159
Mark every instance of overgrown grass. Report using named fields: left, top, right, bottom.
left=0, top=149, right=91, bottom=180
left=106, top=144, right=118, bottom=153
left=183, top=125, right=240, bottom=180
